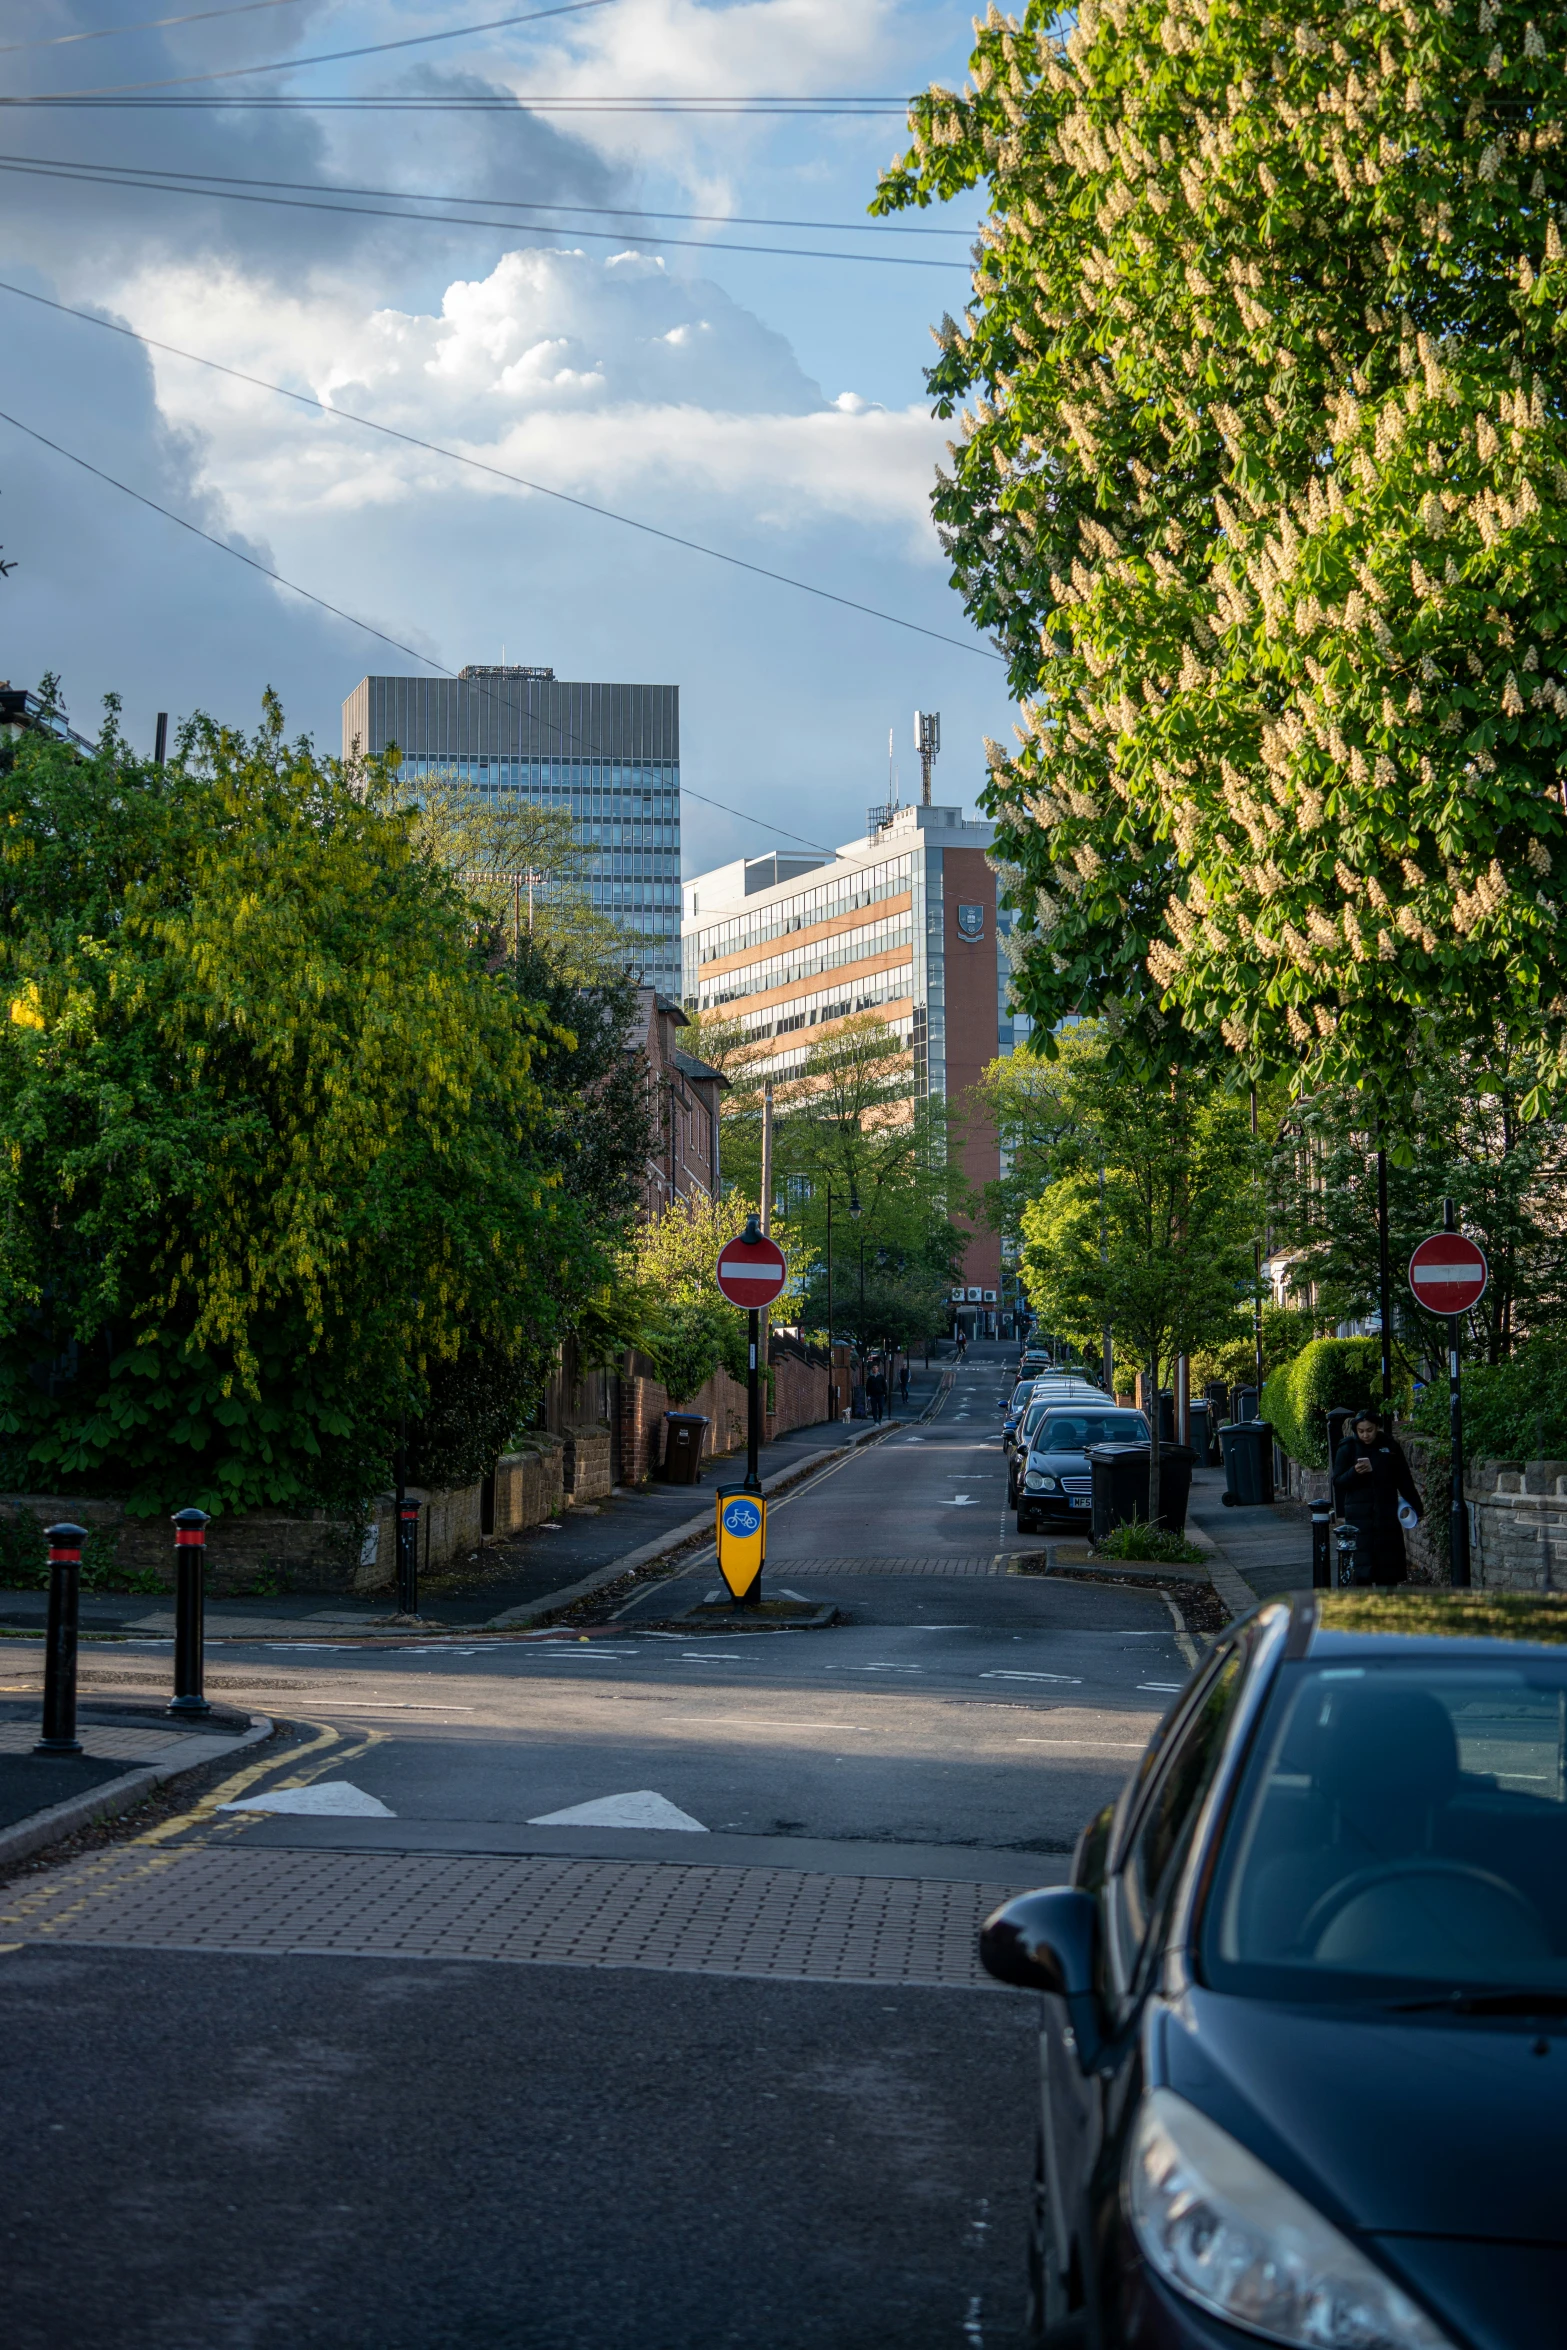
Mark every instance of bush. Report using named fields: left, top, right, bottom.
left=1262, top=1337, right=1387, bottom=1469
left=1409, top=1334, right=1567, bottom=1465
left=1093, top=1518, right=1206, bottom=1566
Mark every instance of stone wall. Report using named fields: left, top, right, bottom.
left=1270, top=1432, right=1567, bottom=1591
left=0, top=1433, right=569, bottom=1599
left=561, top=1426, right=613, bottom=1503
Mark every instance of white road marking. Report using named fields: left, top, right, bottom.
left=527, top=1790, right=708, bottom=1831
left=221, top=1781, right=394, bottom=1818
left=1138, top=1682, right=1184, bottom=1693
left=980, top=1670, right=1084, bottom=1684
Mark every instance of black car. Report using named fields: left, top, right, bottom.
left=1013, top=1405, right=1148, bottom=1524
left=981, top=1589, right=1567, bottom=2348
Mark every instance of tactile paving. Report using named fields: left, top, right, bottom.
left=0, top=1844, right=1023, bottom=1988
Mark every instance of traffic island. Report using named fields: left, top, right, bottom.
left=670, top=1598, right=838, bottom=1629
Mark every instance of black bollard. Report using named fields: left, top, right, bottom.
left=397, top=1498, right=421, bottom=1617
left=169, top=1508, right=212, bottom=1717
left=1310, top=1499, right=1332, bottom=1590
left=35, top=1522, right=88, bottom=1754
left=1336, top=1520, right=1358, bottom=1588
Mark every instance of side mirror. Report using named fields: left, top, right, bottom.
left=979, top=1886, right=1097, bottom=1995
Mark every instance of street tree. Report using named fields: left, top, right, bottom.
left=874, top=0, right=1567, bottom=1121
left=1018, top=1026, right=1261, bottom=1517
left=0, top=698, right=606, bottom=1517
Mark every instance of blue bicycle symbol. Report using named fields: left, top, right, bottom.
left=722, top=1500, right=761, bottom=1538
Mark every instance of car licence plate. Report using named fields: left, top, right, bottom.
left=1070, top=1496, right=1089, bottom=1508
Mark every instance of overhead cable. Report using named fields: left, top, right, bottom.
left=0, top=404, right=835, bottom=854
left=0, top=278, right=1002, bottom=663
left=0, top=149, right=975, bottom=235
left=0, top=155, right=967, bottom=266
left=24, top=0, right=617, bottom=99
left=0, top=0, right=314, bottom=51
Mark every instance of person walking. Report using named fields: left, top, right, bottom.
left=1332, top=1408, right=1424, bottom=1585
left=865, top=1363, right=887, bottom=1425
left=898, top=1361, right=910, bottom=1409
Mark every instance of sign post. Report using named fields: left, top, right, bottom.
left=715, top=1216, right=789, bottom=1605
left=1408, top=1211, right=1489, bottom=1591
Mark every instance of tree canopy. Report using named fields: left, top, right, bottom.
left=874, top=0, right=1567, bottom=1120
left=0, top=699, right=620, bottom=1515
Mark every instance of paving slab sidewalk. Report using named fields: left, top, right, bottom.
left=0, top=1371, right=951, bottom=1647
left=0, top=1695, right=272, bottom=1871
left=1184, top=1462, right=1315, bottom=1615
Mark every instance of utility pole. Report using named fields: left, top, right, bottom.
left=1376, top=1128, right=1394, bottom=1426
left=914, top=710, right=941, bottom=805
left=1250, top=1085, right=1265, bottom=1405
left=759, top=1079, right=774, bottom=1426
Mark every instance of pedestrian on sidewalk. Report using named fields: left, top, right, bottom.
left=865, top=1363, right=887, bottom=1424
left=898, top=1361, right=910, bottom=1408
left=1332, top=1409, right=1423, bottom=1584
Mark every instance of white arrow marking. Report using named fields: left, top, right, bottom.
left=527, top=1790, right=708, bottom=1832
left=944, top=1494, right=978, bottom=1505
left=221, top=1780, right=394, bottom=1817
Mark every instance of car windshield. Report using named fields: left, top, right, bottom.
left=1032, top=1411, right=1149, bottom=1453
left=1007, top=1382, right=1033, bottom=1411
left=1203, top=1656, right=1567, bottom=2000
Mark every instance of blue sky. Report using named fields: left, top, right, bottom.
left=0, top=0, right=1014, bottom=873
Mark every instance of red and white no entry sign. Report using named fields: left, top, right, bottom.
left=716, top=1233, right=788, bottom=1310
left=1408, top=1232, right=1489, bottom=1317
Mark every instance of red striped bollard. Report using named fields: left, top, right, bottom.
left=35, top=1522, right=88, bottom=1755
left=169, top=1508, right=211, bottom=1717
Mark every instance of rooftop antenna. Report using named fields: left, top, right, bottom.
left=914, top=710, right=941, bottom=805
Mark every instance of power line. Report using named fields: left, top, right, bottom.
left=0, top=277, right=1002, bottom=664
left=0, top=402, right=446, bottom=662
left=0, top=402, right=835, bottom=855
left=0, top=155, right=967, bottom=267
left=30, top=0, right=618, bottom=99
left=0, top=149, right=976, bottom=236
left=0, top=0, right=312, bottom=52
left=1, top=93, right=910, bottom=113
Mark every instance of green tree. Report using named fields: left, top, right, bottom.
left=874, top=0, right=1567, bottom=1120
left=1018, top=1026, right=1261, bottom=1515
left=0, top=699, right=590, bottom=1516
left=1271, top=1034, right=1567, bottom=1371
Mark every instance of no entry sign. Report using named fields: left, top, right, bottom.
left=716, top=1232, right=788, bottom=1310
left=1408, top=1232, right=1489, bottom=1317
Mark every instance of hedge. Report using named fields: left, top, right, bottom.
left=1409, top=1333, right=1567, bottom=1466
left=1261, top=1337, right=1386, bottom=1469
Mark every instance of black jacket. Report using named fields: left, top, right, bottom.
left=1332, top=1433, right=1424, bottom=1526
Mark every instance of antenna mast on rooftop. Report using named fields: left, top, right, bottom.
left=914, top=710, right=941, bottom=804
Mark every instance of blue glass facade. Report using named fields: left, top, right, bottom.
left=342, top=670, right=681, bottom=991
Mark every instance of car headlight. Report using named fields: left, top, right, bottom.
left=1127, top=2091, right=1451, bottom=2350
left=1023, top=1470, right=1058, bottom=1492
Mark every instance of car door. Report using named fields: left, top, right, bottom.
left=1039, top=1644, right=1251, bottom=2336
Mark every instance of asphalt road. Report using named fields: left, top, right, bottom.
left=1, top=1350, right=1198, bottom=2349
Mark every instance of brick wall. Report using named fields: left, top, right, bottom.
left=615, top=1348, right=833, bottom=1483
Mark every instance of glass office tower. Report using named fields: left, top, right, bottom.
left=341, top=665, right=681, bottom=992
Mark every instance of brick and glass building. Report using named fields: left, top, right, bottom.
left=341, top=666, right=681, bottom=992
left=681, top=802, right=1020, bottom=1317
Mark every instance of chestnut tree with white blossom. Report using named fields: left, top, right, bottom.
left=874, top=0, right=1567, bottom=1121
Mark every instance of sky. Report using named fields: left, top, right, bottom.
left=0, top=0, right=1013, bottom=874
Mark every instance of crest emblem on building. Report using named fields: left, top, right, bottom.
left=956, top=903, right=986, bottom=941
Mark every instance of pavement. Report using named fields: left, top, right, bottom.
left=0, top=1344, right=1324, bottom=2349
left=0, top=1381, right=940, bottom=1643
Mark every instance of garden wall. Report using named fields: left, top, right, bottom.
left=1271, top=1431, right=1567, bottom=1591
left=0, top=1432, right=567, bottom=1599
left=615, top=1349, right=834, bottom=1486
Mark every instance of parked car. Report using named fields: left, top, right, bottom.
left=1018, top=1347, right=1054, bottom=1375
left=1012, top=1404, right=1149, bottom=1521
left=980, top=1589, right=1567, bottom=2348
left=1006, top=1376, right=1105, bottom=1457
left=1002, top=1379, right=1040, bottom=1450
left=1006, top=1389, right=1117, bottom=1497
